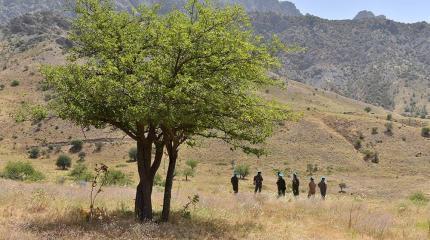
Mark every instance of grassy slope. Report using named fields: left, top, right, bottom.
left=0, top=42, right=430, bottom=239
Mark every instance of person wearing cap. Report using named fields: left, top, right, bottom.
left=276, top=172, right=286, bottom=197
left=231, top=173, right=239, bottom=194
left=308, top=177, right=316, bottom=198
left=318, top=177, right=327, bottom=200
left=292, top=173, right=300, bottom=197
left=253, top=171, right=263, bottom=193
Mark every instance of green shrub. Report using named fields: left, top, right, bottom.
left=1, top=161, right=44, bottom=181
left=409, top=192, right=429, bottom=205
left=30, top=105, right=48, bottom=122
left=28, top=147, right=41, bottom=159
left=364, top=107, right=371, bottom=113
left=102, top=170, right=133, bottom=186
left=235, top=164, right=250, bottom=179
left=362, top=149, right=379, bottom=163
left=69, top=164, right=93, bottom=182
left=183, top=167, right=195, bottom=181
left=0, top=84, right=5, bottom=90
left=386, top=114, right=393, bottom=121
left=56, top=154, right=72, bottom=170
left=10, top=80, right=20, bottom=87
left=128, top=147, right=137, bottom=162
left=421, top=127, right=430, bottom=138
left=70, top=139, right=83, bottom=153
left=78, top=152, right=86, bottom=162
left=353, top=139, right=362, bottom=150
left=185, top=159, right=198, bottom=170
left=371, top=127, right=378, bottom=135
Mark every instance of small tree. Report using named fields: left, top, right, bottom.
left=371, top=127, right=378, bottom=135
left=56, top=154, right=72, bottom=170
left=339, top=183, right=347, bottom=193
left=185, top=159, right=198, bottom=170
left=182, top=167, right=195, bottom=181
left=28, top=147, right=41, bottom=159
left=70, top=139, right=84, bottom=153
left=235, top=164, right=250, bottom=179
left=422, top=127, right=430, bottom=138
left=128, top=147, right=137, bottom=162
left=364, top=107, right=372, bottom=113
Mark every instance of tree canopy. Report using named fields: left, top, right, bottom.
left=42, top=0, right=298, bottom=221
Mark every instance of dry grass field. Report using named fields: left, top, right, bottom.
left=1, top=42, right=430, bottom=239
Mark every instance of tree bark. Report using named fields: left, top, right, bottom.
left=135, top=139, right=154, bottom=221
left=134, top=132, right=165, bottom=222
left=161, top=141, right=178, bottom=222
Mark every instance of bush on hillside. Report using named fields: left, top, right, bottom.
left=364, top=107, right=371, bottom=113
left=371, top=127, right=378, bottom=135
left=102, top=170, right=133, bottom=186
left=235, top=164, right=250, bottom=179
left=386, top=114, right=393, bottom=121
left=185, top=159, right=198, bottom=170
left=182, top=167, right=195, bottom=181
left=421, top=127, right=430, bottom=138
left=353, top=139, right=362, bottom=150
left=362, top=149, right=379, bottom=163
left=1, top=161, right=44, bottom=181
left=128, top=147, right=137, bottom=162
left=409, top=192, right=429, bottom=205
left=28, top=147, right=41, bottom=159
left=69, top=139, right=84, bottom=153
left=56, top=154, right=72, bottom=170
left=78, top=151, right=86, bottom=162
left=69, top=164, right=93, bottom=182
left=10, top=80, right=20, bottom=87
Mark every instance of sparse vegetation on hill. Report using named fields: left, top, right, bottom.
left=1, top=161, right=44, bottom=181
left=56, top=154, right=71, bottom=170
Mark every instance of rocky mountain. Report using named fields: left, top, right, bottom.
left=0, top=0, right=429, bottom=116
left=354, top=10, right=386, bottom=21
left=0, top=0, right=301, bottom=24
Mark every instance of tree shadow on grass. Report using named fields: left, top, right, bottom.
left=23, top=209, right=259, bottom=239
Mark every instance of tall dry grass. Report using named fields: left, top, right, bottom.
left=0, top=179, right=429, bottom=240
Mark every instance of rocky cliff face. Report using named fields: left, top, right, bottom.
left=354, top=10, right=386, bottom=20
left=253, top=13, right=430, bottom=113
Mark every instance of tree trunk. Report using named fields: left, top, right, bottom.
left=135, top=140, right=154, bottom=221
left=161, top=143, right=178, bottom=222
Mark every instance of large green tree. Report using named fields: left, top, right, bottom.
left=43, top=0, right=298, bottom=222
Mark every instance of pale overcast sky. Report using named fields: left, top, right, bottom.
left=286, top=0, right=429, bottom=23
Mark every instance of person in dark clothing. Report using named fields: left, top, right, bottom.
left=308, top=177, right=316, bottom=198
left=253, top=171, right=263, bottom=193
left=318, top=177, right=327, bottom=200
left=231, top=173, right=239, bottom=194
left=276, top=173, right=286, bottom=197
left=292, top=173, right=300, bottom=197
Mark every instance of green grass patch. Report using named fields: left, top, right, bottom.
left=1, top=161, right=44, bottom=181
left=409, top=192, right=429, bottom=205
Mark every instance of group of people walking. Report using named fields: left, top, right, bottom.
left=231, top=171, right=327, bottom=199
